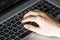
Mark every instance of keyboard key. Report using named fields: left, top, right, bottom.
left=0, top=28, right=3, bottom=31
left=2, top=25, right=8, bottom=29
left=0, top=24, right=2, bottom=27
left=16, top=21, right=21, bottom=25
left=19, top=30, right=24, bottom=33
left=10, top=35, right=16, bottom=39
left=17, top=25, right=23, bottom=29
left=0, top=32, right=4, bottom=35
left=6, top=38, right=11, bottom=40
left=14, top=15, right=20, bottom=21
left=6, top=22, right=11, bottom=26
left=11, top=20, right=15, bottom=24
left=9, top=31, right=14, bottom=35
left=8, top=26, right=13, bottom=30
left=4, top=34, right=9, bottom=37
left=4, top=29, right=9, bottom=33
left=15, top=32, right=20, bottom=36
left=23, top=28, right=27, bottom=31
left=15, top=18, right=19, bottom=21
left=14, top=38, right=20, bottom=40
left=0, top=37, right=5, bottom=40
left=13, top=28, right=18, bottom=32
left=12, top=24, right=17, bottom=27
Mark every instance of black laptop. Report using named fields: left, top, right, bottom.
left=0, top=0, right=60, bottom=40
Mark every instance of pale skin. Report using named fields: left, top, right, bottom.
left=21, top=10, right=60, bottom=37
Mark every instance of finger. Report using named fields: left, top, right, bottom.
left=24, top=24, right=40, bottom=33
left=23, top=11, right=40, bottom=18
left=21, top=16, right=37, bottom=23
left=34, top=9, right=50, bottom=19
left=24, top=24, right=53, bottom=36
left=21, top=16, right=45, bottom=25
left=34, top=9, right=41, bottom=12
left=34, top=9, right=45, bottom=16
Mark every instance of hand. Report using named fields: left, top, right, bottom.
left=21, top=10, right=60, bottom=37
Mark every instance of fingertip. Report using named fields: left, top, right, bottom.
left=24, top=25, right=29, bottom=29
left=23, top=16, right=26, bottom=18
left=23, top=11, right=37, bottom=18
left=24, top=24, right=40, bottom=34
left=21, top=20, right=24, bottom=23
left=23, top=11, right=31, bottom=18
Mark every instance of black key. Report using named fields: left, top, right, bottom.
left=14, top=38, right=20, bottom=40
left=13, top=28, right=18, bottom=32
left=0, top=24, right=2, bottom=27
left=56, top=11, right=60, bottom=16
left=15, top=32, right=20, bottom=36
left=9, top=31, right=14, bottom=35
left=11, top=20, right=15, bottom=24
left=18, top=14, right=23, bottom=19
left=14, top=15, right=20, bottom=21
left=19, top=30, right=24, bottom=33
left=17, top=25, right=22, bottom=29
left=12, top=24, right=17, bottom=27
left=16, top=21, right=21, bottom=25
left=43, top=5, right=48, bottom=8
left=10, top=35, right=16, bottom=39
left=51, top=5, right=56, bottom=8
left=0, top=32, right=4, bottom=35
left=2, top=25, right=8, bottom=29
left=44, top=8, right=50, bottom=12
left=4, top=34, right=9, bottom=37
left=8, top=26, right=13, bottom=30
left=0, top=37, right=5, bottom=40
left=6, top=21, right=11, bottom=26
left=0, top=28, right=3, bottom=31
left=15, top=18, right=19, bottom=21
left=4, top=29, right=9, bottom=33
left=6, top=38, right=11, bottom=40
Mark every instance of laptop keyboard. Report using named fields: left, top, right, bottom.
left=36, top=0, right=60, bottom=17
left=0, top=0, right=60, bottom=40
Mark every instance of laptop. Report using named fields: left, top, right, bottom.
left=0, top=0, right=60, bottom=40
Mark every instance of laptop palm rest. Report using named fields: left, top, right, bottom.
left=22, top=32, right=60, bottom=40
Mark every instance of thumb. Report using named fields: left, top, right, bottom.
left=24, top=24, right=53, bottom=36
left=24, top=24, right=40, bottom=33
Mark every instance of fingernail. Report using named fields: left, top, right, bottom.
left=21, top=20, right=24, bottom=23
left=24, top=25, right=29, bottom=29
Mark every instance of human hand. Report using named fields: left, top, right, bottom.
left=21, top=10, right=60, bottom=37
